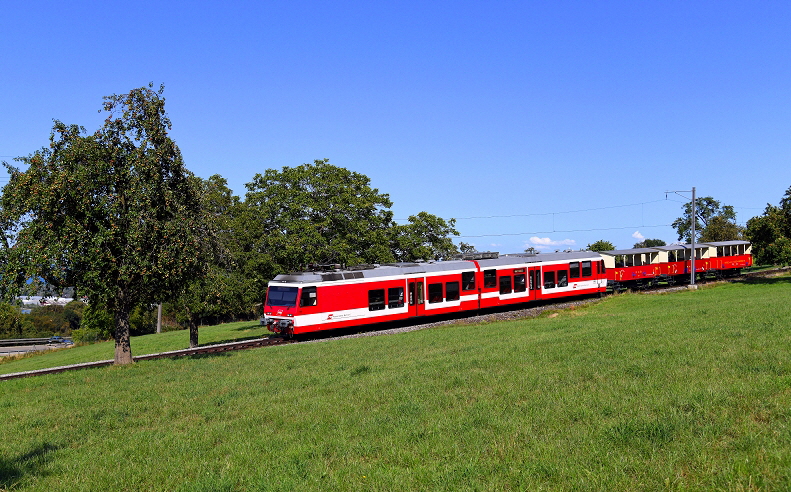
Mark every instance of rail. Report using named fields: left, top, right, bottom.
left=0, top=336, right=293, bottom=381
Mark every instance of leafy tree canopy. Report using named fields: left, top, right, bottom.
left=746, top=186, right=791, bottom=265
left=391, top=212, right=459, bottom=262
left=242, top=159, right=395, bottom=276
left=587, top=240, right=615, bottom=252
left=0, top=84, right=214, bottom=364
left=633, top=238, right=666, bottom=248
left=672, top=196, right=743, bottom=243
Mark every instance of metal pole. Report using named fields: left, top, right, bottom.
left=691, top=187, right=696, bottom=286
left=157, top=303, right=162, bottom=334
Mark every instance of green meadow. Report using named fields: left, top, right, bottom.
left=2, top=278, right=790, bottom=490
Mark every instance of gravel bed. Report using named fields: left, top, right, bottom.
left=305, top=296, right=604, bottom=343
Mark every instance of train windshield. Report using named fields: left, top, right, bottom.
left=266, top=286, right=299, bottom=307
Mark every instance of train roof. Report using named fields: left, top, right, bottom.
left=604, top=240, right=751, bottom=255
left=480, top=251, right=602, bottom=267
left=271, top=251, right=604, bottom=284
left=699, top=240, right=751, bottom=247
left=600, top=247, right=660, bottom=256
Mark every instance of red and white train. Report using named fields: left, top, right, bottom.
left=263, top=240, right=752, bottom=337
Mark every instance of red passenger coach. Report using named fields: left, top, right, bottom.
left=602, top=240, right=752, bottom=289
left=263, top=251, right=608, bottom=337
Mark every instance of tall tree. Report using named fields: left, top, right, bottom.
left=672, top=196, right=742, bottom=242
left=174, top=175, right=232, bottom=348
left=391, top=212, right=459, bottom=262
left=241, top=159, right=396, bottom=275
left=587, top=240, right=615, bottom=252
left=633, top=238, right=666, bottom=248
left=0, top=85, right=212, bottom=364
left=746, top=186, right=791, bottom=265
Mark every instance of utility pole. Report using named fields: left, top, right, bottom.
left=691, top=187, right=696, bottom=286
left=666, top=186, right=697, bottom=287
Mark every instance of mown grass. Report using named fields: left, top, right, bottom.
left=2, top=278, right=791, bottom=490
left=0, top=320, right=267, bottom=374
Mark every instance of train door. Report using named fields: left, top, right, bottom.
left=408, top=279, right=425, bottom=317
left=528, top=266, right=541, bottom=300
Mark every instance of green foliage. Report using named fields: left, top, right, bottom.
left=587, top=240, right=615, bottom=251
left=633, top=238, right=666, bottom=248
left=0, top=302, right=23, bottom=338
left=20, top=305, right=72, bottom=337
left=672, top=196, right=743, bottom=242
left=0, top=84, right=215, bottom=364
left=242, top=159, right=396, bottom=274
left=71, top=304, right=113, bottom=343
left=746, top=186, right=791, bottom=265
left=391, top=212, right=459, bottom=261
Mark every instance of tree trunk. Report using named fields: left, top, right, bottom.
left=184, top=304, right=199, bottom=348
left=113, top=305, right=134, bottom=365
left=189, top=318, right=199, bottom=348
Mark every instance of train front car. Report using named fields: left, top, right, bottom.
left=263, top=260, right=481, bottom=336
left=263, top=272, right=324, bottom=337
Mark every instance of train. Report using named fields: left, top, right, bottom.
left=262, top=240, right=752, bottom=337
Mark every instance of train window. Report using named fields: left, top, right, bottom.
left=543, top=271, right=556, bottom=289
left=428, top=283, right=443, bottom=303
left=388, top=287, right=404, bottom=308
left=569, top=262, right=580, bottom=279
left=582, top=261, right=592, bottom=277
left=514, top=274, right=526, bottom=293
left=615, top=256, right=625, bottom=267
left=299, top=286, right=317, bottom=307
left=368, top=289, right=386, bottom=311
left=446, top=282, right=460, bottom=301
left=499, top=276, right=512, bottom=294
left=461, top=271, right=476, bottom=291
left=267, top=286, right=298, bottom=307
left=558, top=270, right=568, bottom=287
left=484, top=270, right=497, bottom=288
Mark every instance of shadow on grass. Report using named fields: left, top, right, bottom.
left=231, top=323, right=263, bottom=332
left=199, top=334, right=269, bottom=346
left=0, top=442, right=60, bottom=488
left=743, top=275, right=791, bottom=286
left=170, top=352, right=233, bottom=361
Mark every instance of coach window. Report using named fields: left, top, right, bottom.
left=582, top=261, right=592, bottom=277
left=461, top=271, right=476, bottom=291
left=388, top=287, right=404, bottom=308
left=299, top=286, right=317, bottom=307
left=569, top=262, right=580, bottom=279
left=558, top=270, right=568, bottom=287
left=483, top=269, right=497, bottom=289
left=530, top=270, right=540, bottom=290
left=600, top=260, right=606, bottom=273
left=499, top=276, right=512, bottom=294
left=428, top=283, right=444, bottom=303
left=446, top=281, right=460, bottom=301
left=368, top=289, right=386, bottom=311
left=514, top=274, right=526, bottom=293
left=544, top=271, right=556, bottom=289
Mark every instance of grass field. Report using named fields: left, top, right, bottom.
left=2, top=278, right=790, bottom=490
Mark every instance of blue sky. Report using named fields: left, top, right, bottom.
left=2, top=1, right=789, bottom=252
